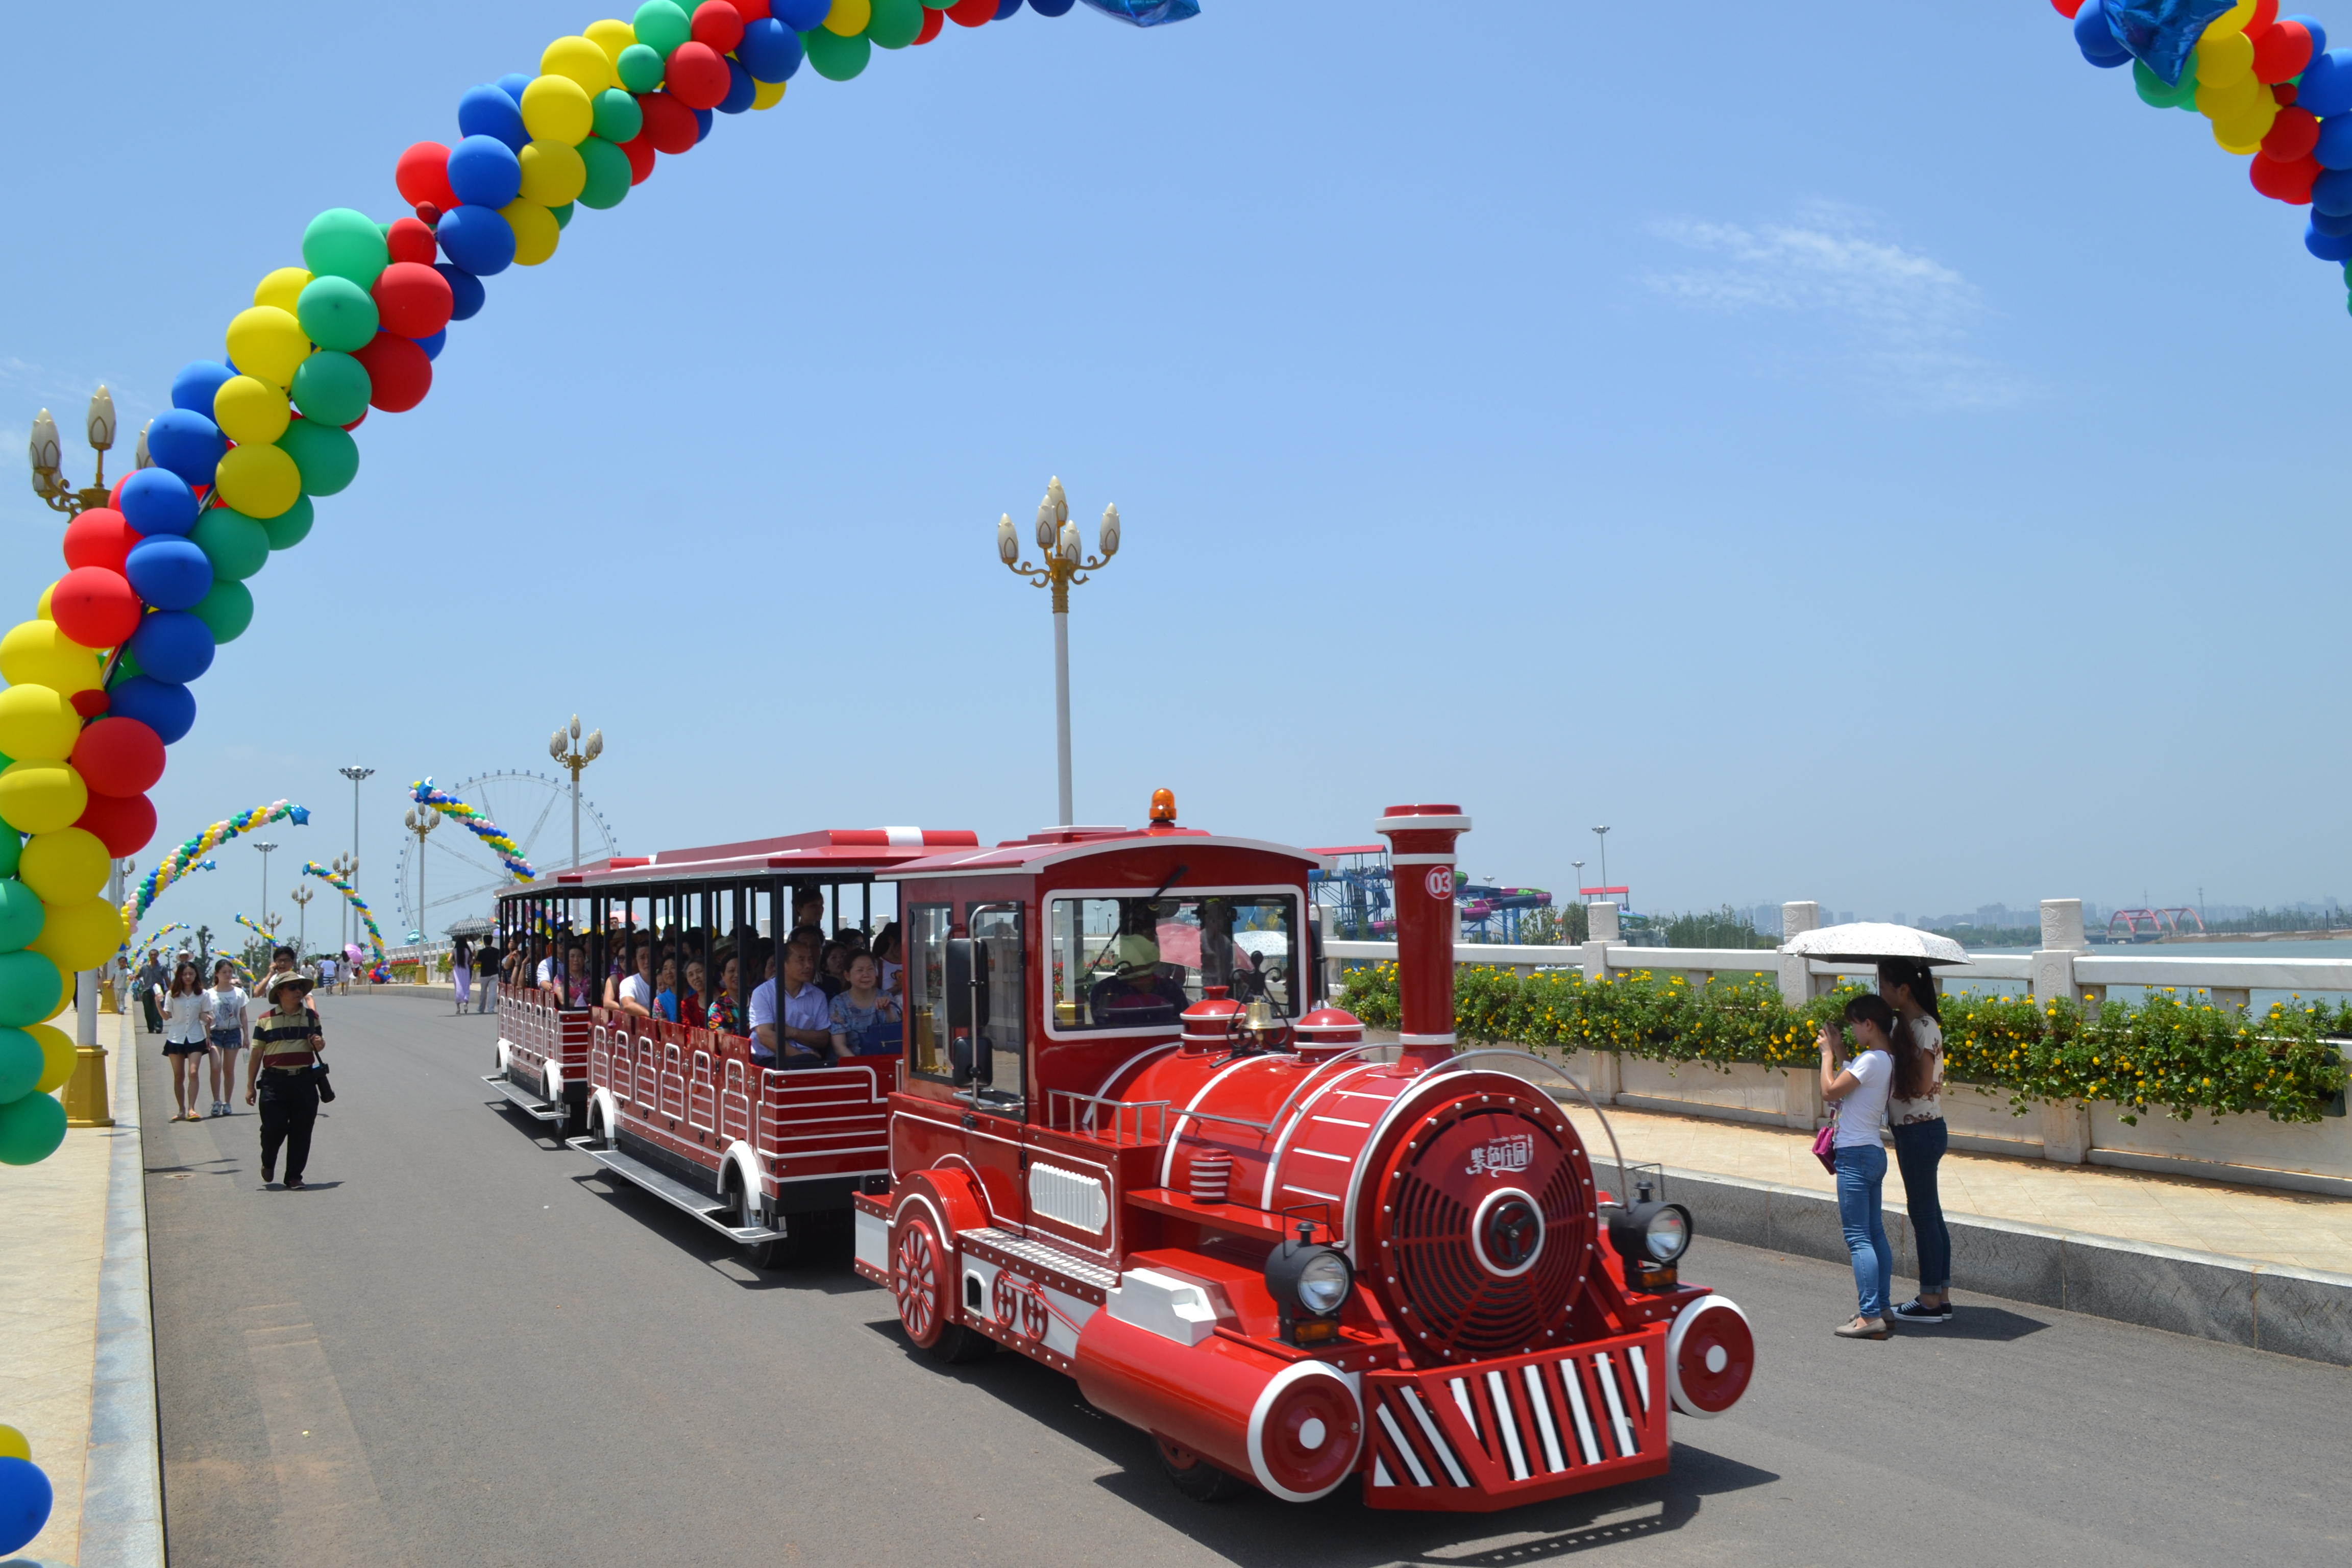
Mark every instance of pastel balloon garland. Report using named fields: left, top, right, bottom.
left=410, top=777, right=535, bottom=881
left=2060, top=1, right=2352, bottom=308
left=121, top=800, right=308, bottom=936
left=234, top=913, right=272, bottom=948
left=304, top=863, right=389, bottom=983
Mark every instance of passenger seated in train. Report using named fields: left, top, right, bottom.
left=1088, top=936, right=1191, bottom=1027
left=564, top=945, right=592, bottom=1008
left=829, top=952, right=903, bottom=1057
left=749, top=936, right=833, bottom=1068
left=706, top=950, right=742, bottom=1036
left=617, top=943, right=656, bottom=1018
left=662, top=958, right=703, bottom=1025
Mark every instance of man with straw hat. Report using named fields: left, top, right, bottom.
left=244, top=969, right=328, bottom=1190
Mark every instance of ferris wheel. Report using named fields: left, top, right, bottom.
left=394, top=769, right=617, bottom=939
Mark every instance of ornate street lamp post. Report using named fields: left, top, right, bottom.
left=995, top=476, right=1121, bottom=827
left=550, top=716, right=603, bottom=870
left=405, top=806, right=442, bottom=944
left=290, top=884, right=313, bottom=956
left=336, top=766, right=373, bottom=951
left=254, top=841, right=277, bottom=944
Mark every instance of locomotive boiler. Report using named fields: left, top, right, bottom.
left=856, top=800, right=1753, bottom=1510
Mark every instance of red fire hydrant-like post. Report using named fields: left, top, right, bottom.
left=1376, top=803, right=1470, bottom=1071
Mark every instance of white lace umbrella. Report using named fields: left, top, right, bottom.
left=1779, top=922, right=1969, bottom=966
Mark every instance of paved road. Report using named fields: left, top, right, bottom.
left=140, top=998, right=2352, bottom=1568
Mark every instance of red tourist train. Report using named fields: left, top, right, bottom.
left=490, top=797, right=1753, bottom=1510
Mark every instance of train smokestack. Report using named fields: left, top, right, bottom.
left=1375, top=804, right=1468, bottom=1071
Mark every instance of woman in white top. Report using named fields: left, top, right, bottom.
left=1880, top=959, right=1951, bottom=1324
left=1817, top=992, right=1899, bottom=1339
left=161, top=960, right=210, bottom=1122
left=200, top=960, right=251, bottom=1120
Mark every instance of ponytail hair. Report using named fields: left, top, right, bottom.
left=1878, top=959, right=1941, bottom=1102
left=1841, top=992, right=1895, bottom=1045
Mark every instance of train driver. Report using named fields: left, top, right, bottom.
left=749, top=936, right=834, bottom=1069
left=1088, top=935, right=1190, bottom=1028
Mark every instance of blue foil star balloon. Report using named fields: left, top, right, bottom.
left=2103, top=0, right=2238, bottom=84
left=288, top=805, right=311, bottom=825
left=1077, top=0, right=1200, bottom=24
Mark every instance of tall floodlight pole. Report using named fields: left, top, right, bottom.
left=337, top=766, right=373, bottom=948
left=1590, top=826, right=1611, bottom=909
left=550, top=716, right=604, bottom=869
left=996, top=477, right=1121, bottom=827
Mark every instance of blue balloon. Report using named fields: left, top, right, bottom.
left=118, top=469, right=199, bottom=536
left=2307, top=220, right=2352, bottom=261
left=718, top=58, right=755, bottom=114
left=436, top=263, right=487, bottom=322
left=126, top=610, right=215, bottom=684
left=170, top=360, right=236, bottom=418
left=2289, top=15, right=2330, bottom=57
left=498, top=72, right=533, bottom=104
left=2318, top=114, right=2352, bottom=171
left=2313, top=207, right=2352, bottom=236
left=772, top=0, right=831, bottom=27
left=2074, top=0, right=2130, bottom=65
left=446, top=134, right=523, bottom=209
left=693, top=106, right=713, bottom=143
left=415, top=327, right=447, bottom=361
left=2314, top=166, right=2352, bottom=216
left=1032, top=0, right=1078, bottom=14
left=145, top=410, right=225, bottom=487
left=0, top=1456, right=53, bottom=1558
left=2301, top=50, right=2352, bottom=117
left=457, top=84, right=529, bottom=152
left=737, top=18, right=803, bottom=79
left=104, top=675, right=196, bottom=746
left=124, top=536, right=213, bottom=611
left=437, top=206, right=517, bottom=276
left=996, top=0, right=1024, bottom=17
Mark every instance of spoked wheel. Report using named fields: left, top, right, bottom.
left=1156, top=1436, right=1243, bottom=1503
left=893, top=1212, right=989, bottom=1363
left=733, top=1182, right=793, bottom=1271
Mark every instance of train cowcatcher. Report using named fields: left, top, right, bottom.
left=489, top=799, right=1754, bottom=1510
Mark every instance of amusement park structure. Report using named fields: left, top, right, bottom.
left=1310, top=846, right=1552, bottom=943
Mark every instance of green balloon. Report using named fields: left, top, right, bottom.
left=296, top=275, right=379, bottom=353
left=300, top=207, right=389, bottom=290
left=0, top=1027, right=41, bottom=1101
left=0, top=880, right=41, bottom=953
left=592, top=88, right=643, bottom=144
left=192, top=580, right=255, bottom=645
left=0, top=1089, right=66, bottom=1166
left=551, top=202, right=574, bottom=232
left=111, top=648, right=143, bottom=682
left=0, top=949, right=61, bottom=1027
left=578, top=137, right=632, bottom=210
left=632, top=0, right=692, bottom=57
left=290, top=350, right=372, bottom=426
left=0, top=831, right=18, bottom=878
left=263, top=494, right=315, bottom=551
left=804, top=28, right=871, bottom=82
left=868, top=0, right=923, bottom=48
left=617, top=42, right=666, bottom=92
left=278, top=421, right=359, bottom=497
left=190, top=508, right=271, bottom=582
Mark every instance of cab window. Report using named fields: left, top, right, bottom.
left=908, top=903, right=954, bottom=1081
left=1050, top=894, right=1296, bottom=1032
left=970, top=904, right=1025, bottom=1105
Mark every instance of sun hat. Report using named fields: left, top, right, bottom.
left=267, top=971, right=314, bottom=1002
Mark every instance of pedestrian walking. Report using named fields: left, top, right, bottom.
left=139, top=952, right=165, bottom=1034
left=451, top=933, right=473, bottom=1014
left=473, top=935, right=501, bottom=1014
left=1818, top=993, right=1898, bottom=1340
left=1881, top=959, right=1952, bottom=1324
left=161, top=960, right=209, bottom=1121
left=246, top=971, right=326, bottom=1190
left=200, top=959, right=250, bottom=1119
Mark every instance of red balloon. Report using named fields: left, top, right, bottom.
left=71, top=717, right=165, bottom=798
left=396, top=141, right=460, bottom=215
left=354, top=333, right=433, bottom=413
left=915, top=7, right=944, bottom=43
left=724, top=0, right=772, bottom=19
left=373, top=261, right=455, bottom=338
left=386, top=216, right=438, bottom=266
left=76, top=791, right=155, bottom=858
left=62, top=509, right=139, bottom=573
left=107, top=474, right=129, bottom=511
left=50, top=566, right=143, bottom=649
left=70, top=689, right=108, bottom=719
left=2263, top=105, right=2319, bottom=162
left=2251, top=150, right=2320, bottom=203
left=949, top=0, right=997, bottom=23
left=691, top=1, right=746, bottom=53
left=2049, top=0, right=2084, bottom=15
left=619, top=133, right=657, bottom=185
left=637, top=92, right=700, bottom=155
left=2253, top=19, right=2313, bottom=83
left=2251, top=0, right=2281, bottom=30
left=664, top=42, right=730, bottom=109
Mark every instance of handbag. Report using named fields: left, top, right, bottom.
left=1810, top=1118, right=1838, bottom=1174
left=311, top=1060, right=336, bottom=1102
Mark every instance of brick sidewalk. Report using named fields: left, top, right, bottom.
left=1565, top=1098, right=2352, bottom=1276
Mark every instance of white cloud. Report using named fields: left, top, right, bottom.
left=1643, top=203, right=2037, bottom=410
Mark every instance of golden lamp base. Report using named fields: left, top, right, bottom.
left=62, top=1045, right=113, bottom=1129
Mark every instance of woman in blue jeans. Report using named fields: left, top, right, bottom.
left=1818, top=993, right=1898, bottom=1340
left=1880, top=959, right=1952, bottom=1324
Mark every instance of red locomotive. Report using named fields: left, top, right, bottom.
left=491, top=799, right=1752, bottom=1509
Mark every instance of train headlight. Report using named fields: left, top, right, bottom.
left=1641, top=1204, right=1689, bottom=1263
left=1607, top=1181, right=1694, bottom=1291
left=1266, top=1223, right=1354, bottom=1344
left=1296, top=1250, right=1352, bottom=1315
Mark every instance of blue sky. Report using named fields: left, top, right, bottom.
left=3, top=2, right=2346, bottom=948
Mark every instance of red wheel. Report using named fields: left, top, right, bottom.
left=1019, top=1286, right=1050, bottom=1342
left=1667, top=1295, right=1755, bottom=1417
left=893, top=1213, right=948, bottom=1348
left=991, top=1270, right=1020, bottom=1331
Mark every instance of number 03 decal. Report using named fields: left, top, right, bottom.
left=1425, top=867, right=1454, bottom=901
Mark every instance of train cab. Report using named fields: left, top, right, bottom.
left=856, top=797, right=1755, bottom=1510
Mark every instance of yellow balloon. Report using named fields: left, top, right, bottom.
left=19, top=828, right=110, bottom=904
left=225, top=305, right=312, bottom=389
left=542, top=35, right=614, bottom=95
left=0, top=621, right=102, bottom=697
left=2210, top=0, right=2258, bottom=30
left=30, top=896, right=125, bottom=973
left=2194, top=72, right=2262, bottom=119
left=0, top=759, right=88, bottom=836
left=519, top=139, right=589, bottom=207
left=2197, top=26, right=2256, bottom=85
left=214, top=374, right=292, bottom=447
left=26, top=1022, right=74, bottom=1095
left=0, top=684, right=84, bottom=764
left=501, top=200, right=561, bottom=267
left=0, top=1424, right=27, bottom=1463
left=753, top=78, right=788, bottom=110
left=214, top=441, right=303, bottom=521
left=35, top=584, right=53, bottom=622
left=521, top=74, right=595, bottom=145
left=584, top=18, right=636, bottom=69
left=825, top=0, right=872, bottom=37
left=254, top=266, right=313, bottom=316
